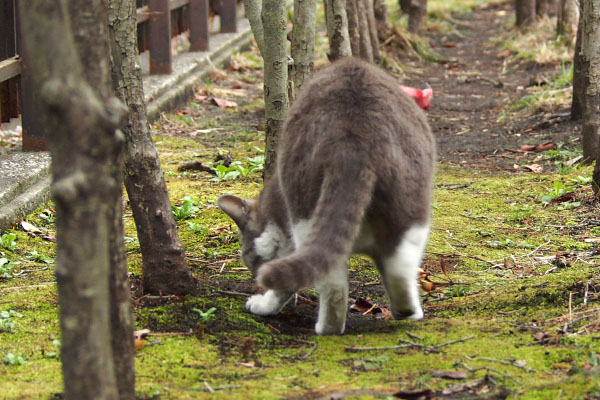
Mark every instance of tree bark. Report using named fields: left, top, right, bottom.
left=106, top=0, right=198, bottom=296
left=557, top=0, right=580, bottom=42
left=69, top=1, right=135, bottom=398
left=572, top=13, right=586, bottom=119
left=374, top=0, right=389, bottom=41
left=324, top=0, right=352, bottom=60
left=537, top=0, right=558, bottom=16
left=291, top=0, right=317, bottom=94
left=365, top=0, right=381, bottom=61
left=243, top=0, right=265, bottom=54
left=582, top=0, right=600, bottom=165
left=262, top=0, right=290, bottom=179
left=515, top=0, right=537, bottom=27
left=19, top=0, right=128, bottom=398
left=346, top=0, right=361, bottom=56
left=356, top=0, right=374, bottom=61
left=400, top=0, right=428, bottom=33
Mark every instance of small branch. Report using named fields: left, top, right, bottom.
left=296, top=340, right=317, bottom=360
left=475, top=357, right=536, bottom=373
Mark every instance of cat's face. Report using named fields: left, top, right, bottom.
left=217, top=195, right=266, bottom=276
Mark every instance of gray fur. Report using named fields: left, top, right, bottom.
left=218, top=57, right=436, bottom=334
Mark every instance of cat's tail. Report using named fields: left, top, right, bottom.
left=256, top=161, right=377, bottom=292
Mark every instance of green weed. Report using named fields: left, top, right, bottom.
left=2, top=353, right=27, bottom=366
left=0, top=258, right=17, bottom=279
left=0, top=233, right=17, bottom=251
left=540, top=181, right=575, bottom=204
left=0, top=310, right=23, bottom=333
left=172, top=196, right=200, bottom=221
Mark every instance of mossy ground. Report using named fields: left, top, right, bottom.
left=1, top=1, right=600, bottom=399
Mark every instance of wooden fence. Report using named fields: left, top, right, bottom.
left=0, top=0, right=237, bottom=151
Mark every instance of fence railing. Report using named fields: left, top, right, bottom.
left=0, top=0, right=237, bottom=151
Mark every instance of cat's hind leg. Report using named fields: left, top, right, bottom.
left=246, top=290, right=294, bottom=316
left=315, top=264, right=348, bottom=335
left=380, top=224, right=430, bottom=320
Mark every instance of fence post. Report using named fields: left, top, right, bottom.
left=189, top=0, right=209, bottom=51
left=0, top=0, right=19, bottom=124
left=148, top=0, right=172, bottom=74
left=219, top=0, right=237, bottom=33
left=15, top=0, right=47, bottom=151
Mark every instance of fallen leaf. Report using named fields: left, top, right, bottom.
left=350, top=298, right=375, bottom=313
left=20, top=220, right=42, bottom=235
left=442, top=42, right=458, bottom=48
left=497, top=49, right=511, bottom=59
left=239, top=361, right=256, bottom=368
left=212, top=97, right=238, bottom=108
left=42, top=236, right=56, bottom=243
left=430, top=370, right=468, bottom=380
left=535, top=142, right=556, bottom=151
left=195, top=95, right=208, bottom=102
left=522, top=164, right=543, bottom=173
left=519, top=144, right=536, bottom=152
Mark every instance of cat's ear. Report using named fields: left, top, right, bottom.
left=217, top=195, right=254, bottom=228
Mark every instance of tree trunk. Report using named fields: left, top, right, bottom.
left=291, top=0, right=317, bottom=94
left=365, top=0, right=381, bottom=61
left=582, top=0, right=600, bottom=165
left=356, top=0, right=374, bottom=61
left=262, top=0, right=290, bottom=179
left=537, top=0, right=558, bottom=16
left=324, top=0, right=352, bottom=60
left=243, top=0, right=265, bottom=54
left=106, top=0, right=198, bottom=296
left=515, top=0, right=537, bottom=27
left=69, top=1, right=135, bottom=398
left=572, top=14, right=586, bottom=120
left=400, top=0, right=428, bottom=33
left=346, top=0, right=361, bottom=56
left=557, top=0, right=580, bottom=43
left=374, top=0, right=389, bottom=41
left=19, top=0, right=129, bottom=398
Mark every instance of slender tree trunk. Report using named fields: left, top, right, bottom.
left=243, top=0, right=265, bottom=54
left=365, top=0, right=381, bottom=61
left=515, top=0, right=537, bottom=27
left=19, top=0, right=129, bottom=398
left=347, top=0, right=361, bottom=56
left=572, top=14, right=586, bottom=119
left=262, top=0, right=290, bottom=179
left=70, top=1, right=135, bottom=398
left=106, top=0, right=198, bottom=296
left=537, top=0, right=558, bottom=16
left=324, top=0, right=352, bottom=60
left=356, top=0, right=374, bottom=61
left=291, top=0, right=317, bottom=94
left=400, top=0, right=428, bottom=33
left=557, top=0, right=580, bottom=42
left=582, top=0, right=600, bottom=164
left=374, top=0, right=389, bottom=41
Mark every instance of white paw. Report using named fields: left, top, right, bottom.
left=315, top=319, right=346, bottom=335
left=245, top=293, right=282, bottom=316
left=409, top=307, right=424, bottom=320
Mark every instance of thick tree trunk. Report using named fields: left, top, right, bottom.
left=262, top=0, right=290, bottom=179
left=515, top=0, right=537, bottom=27
left=70, top=1, right=135, bottom=398
left=106, top=0, right=198, bottom=296
left=582, top=0, right=600, bottom=165
left=291, top=0, right=317, bottom=94
left=19, top=0, right=128, bottom=398
left=400, top=0, right=427, bottom=33
left=243, top=0, right=265, bottom=54
left=347, top=0, right=361, bottom=56
left=572, top=14, right=586, bottom=120
left=324, top=0, right=352, bottom=60
left=537, top=0, right=558, bottom=16
left=374, top=0, right=389, bottom=41
left=365, top=0, right=381, bottom=61
left=356, top=0, right=374, bottom=61
left=557, top=0, right=580, bottom=42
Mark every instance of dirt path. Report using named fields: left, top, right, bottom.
left=408, top=2, right=578, bottom=170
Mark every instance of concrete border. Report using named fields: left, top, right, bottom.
left=0, top=18, right=253, bottom=230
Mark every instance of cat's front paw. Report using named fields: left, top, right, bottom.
left=392, top=307, right=423, bottom=320
left=315, top=320, right=345, bottom=335
left=245, top=293, right=283, bottom=316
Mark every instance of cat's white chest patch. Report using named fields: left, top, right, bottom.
left=254, top=223, right=292, bottom=260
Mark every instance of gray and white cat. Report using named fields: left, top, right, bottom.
left=218, top=57, right=436, bottom=335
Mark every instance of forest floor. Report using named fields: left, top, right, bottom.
left=1, top=1, right=600, bottom=399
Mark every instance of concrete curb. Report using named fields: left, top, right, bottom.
left=0, top=18, right=253, bottom=230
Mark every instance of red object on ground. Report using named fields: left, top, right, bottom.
left=400, top=84, right=433, bottom=110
